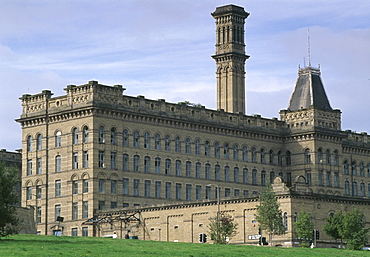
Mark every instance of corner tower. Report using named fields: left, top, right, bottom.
left=212, top=5, right=249, bottom=114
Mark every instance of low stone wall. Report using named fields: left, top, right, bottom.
left=16, top=206, right=36, bottom=234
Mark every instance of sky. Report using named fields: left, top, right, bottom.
left=1, top=0, right=369, bottom=151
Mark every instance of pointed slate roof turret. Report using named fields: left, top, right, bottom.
left=288, top=66, right=332, bottom=111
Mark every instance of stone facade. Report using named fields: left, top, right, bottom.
left=15, top=4, right=370, bottom=245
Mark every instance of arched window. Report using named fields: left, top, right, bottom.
left=317, top=148, right=323, bottom=163
left=155, top=157, right=161, bottom=174
left=304, top=149, right=311, bottom=164
left=224, top=166, right=230, bottom=182
left=269, top=150, right=274, bottom=164
left=352, top=181, right=358, bottom=196
left=205, top=163, right=211, bottom=179
left=185, top=138, right=191, bottom=154
left=293, top=212, right=298, bottom=223
left=205, top=141, right=211, bottom=156
left=360, top=182, right=365, bottom=196
left=283, top=212, right=288, bottom=231
left=344, top=160, right=349, bottom=174
left=261, top=170, right=266, bottom=186
left=286, top=151, right=291, bottom=166
left=360, top=162, right=364, bottom=176
left=325, top=149, right=331, bottom=164
left=251, top=147, right=257, bottom=163
left=98, top=126, right=104, bottom=143
left=144, top=132, right=150, bottom=149
left=215, top=165, right=220, bottom=180
left=110, top=128, right=117, bottom=145
left=214, top=142, right=220, bottom=158
left=260, top=148, right=266, bottom=164
left=133, top=131, right=139, bottom=148
left=122, top=129, right=129, bottom=146
left=243, top=168, right=248, bottom=184
left=351, top=161, right=357, bottom=175
left=72, top=128, right=78, bottom=145
left=122, top=154, right=129, bottom=171
left=55, top=131, right=62, bottom=147
left=270, top=171, right=275, bottom=184
left=154, top=134, right=161, bottom=150
left=252, top=169, right=257, bottom=185
left=224, top=143, right=229, bottom=159
left=234, top=167, right=239, bottom=183
left=133, top=155, right=140, bottom=172
left=195, top=139, right=201, bottom=155
left=333, top=150, right=339, bottom=165
left=165, top=159, right=171, bottom=175
left=83, top=126, right=89, bottom=143
left=344, top=180, right=350, bottom=195
left=242, top=146, right=248, bottom=162
left=55, top=155, right=61, bottom=172
left=195, top=162, right=201, bottom=178
left=165, top=135, right=170, bottom=151
left=233, top=144, right=238, bottom=160
left=175, top=136, right=181, bottom=153
left=277, top=151, right=282, bottom=166
left=27, top=135, right=33, bottom=152
left=185, top=161, right=191, bottom=177
left=36, top=134, right=42, bottom=150
left=175, top=160, right=181, bottom=176
left=144, top=156, right=151, bottom=173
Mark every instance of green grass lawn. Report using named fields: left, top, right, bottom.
left=0, top=234, right=367, bottom=257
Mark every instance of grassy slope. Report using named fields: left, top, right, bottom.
left=0, top=234, right=366, bottom=257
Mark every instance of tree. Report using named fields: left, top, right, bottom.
left=0, top=162, right=19, bottom=237
left=323, top=210, right=344, bottom=247
left=339, top=209, right=369, bottom=250
left=255, top=185, right=285, bottom=246
left=208, top=213, right=238, bottom=244
left=294, top=209, right=313, bottom=247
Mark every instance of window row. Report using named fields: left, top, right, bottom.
left=304, top=148, right=340, bottom=165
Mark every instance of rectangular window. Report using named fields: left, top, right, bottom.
left=243, top=190, right=249, bottom=196
left=55, top=156, right=61, bottom=172
left=98, top=201, right=105, bottom=210
left=37, top=158, right=42, bottom=174
left=27, top=159, right=32, bottom=176
left=205, top=164, right=210, bottom=180
left=98, top=151, right=105, bottom=168
left=82, top=227, right=88, bottom=237
left=196, top=185, right=202, bottom=200
left=123, top=178, right=129, bottom=195
left=111, top=180, right=117, bottom=194
left=165, top=182, right=171, bottom=199
left=111, top=202, right=117, bottom=209
left=155, top=181, right=161, bottom=198
left=306, top=172, right=312, bottom=186
left=215, top=165, right=220, bottom=180
left=27, top=187, right=32, bottom=200
left=98, top=179, right=105, bottom=193
left=83, top=179, right=88, bottom=193
left=144, top=156, right=151, bottom=173
left=36, top=207, right=41, bottom=223
left=134, top=179, right=140, bottom=196
left=176, top=160, right=181, bottom=176
left=36, top=185, right=42, bottom=199
left=243, top=169, right=248, bottom=184
left=205, top=186, right=211, bottom=199
left=111, top=152, right=117, bottom=169
left=73, top=181, right=78, bottom=194
left=234, top=189, right=240, bottom=197
left=72, top=152, right=78, bottom=169
left=318, top=172, right=323, bottom=186
left=82, top=201, right=88, bottom=219
left=234, top=167, right=239, bottom=183
left=72, top=228, right=78, bottom=236
left=186, top=162, right=191, bottom=177
left=72, top=202, right=78, bottom=220
left=176, top=183, right=182, bottom=200
left=83, top=151, right=88, bottom=168
left=145, top=180, right=151, bottom=197
left=55, top=205, right=61, bottom=221
left=186, top=184, right=191, bottom=201
left=55, top=180, right=61, bottom=197
left=165, top=159, right=171, bottom=175
left=225, top=188, right=231, bottom=197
